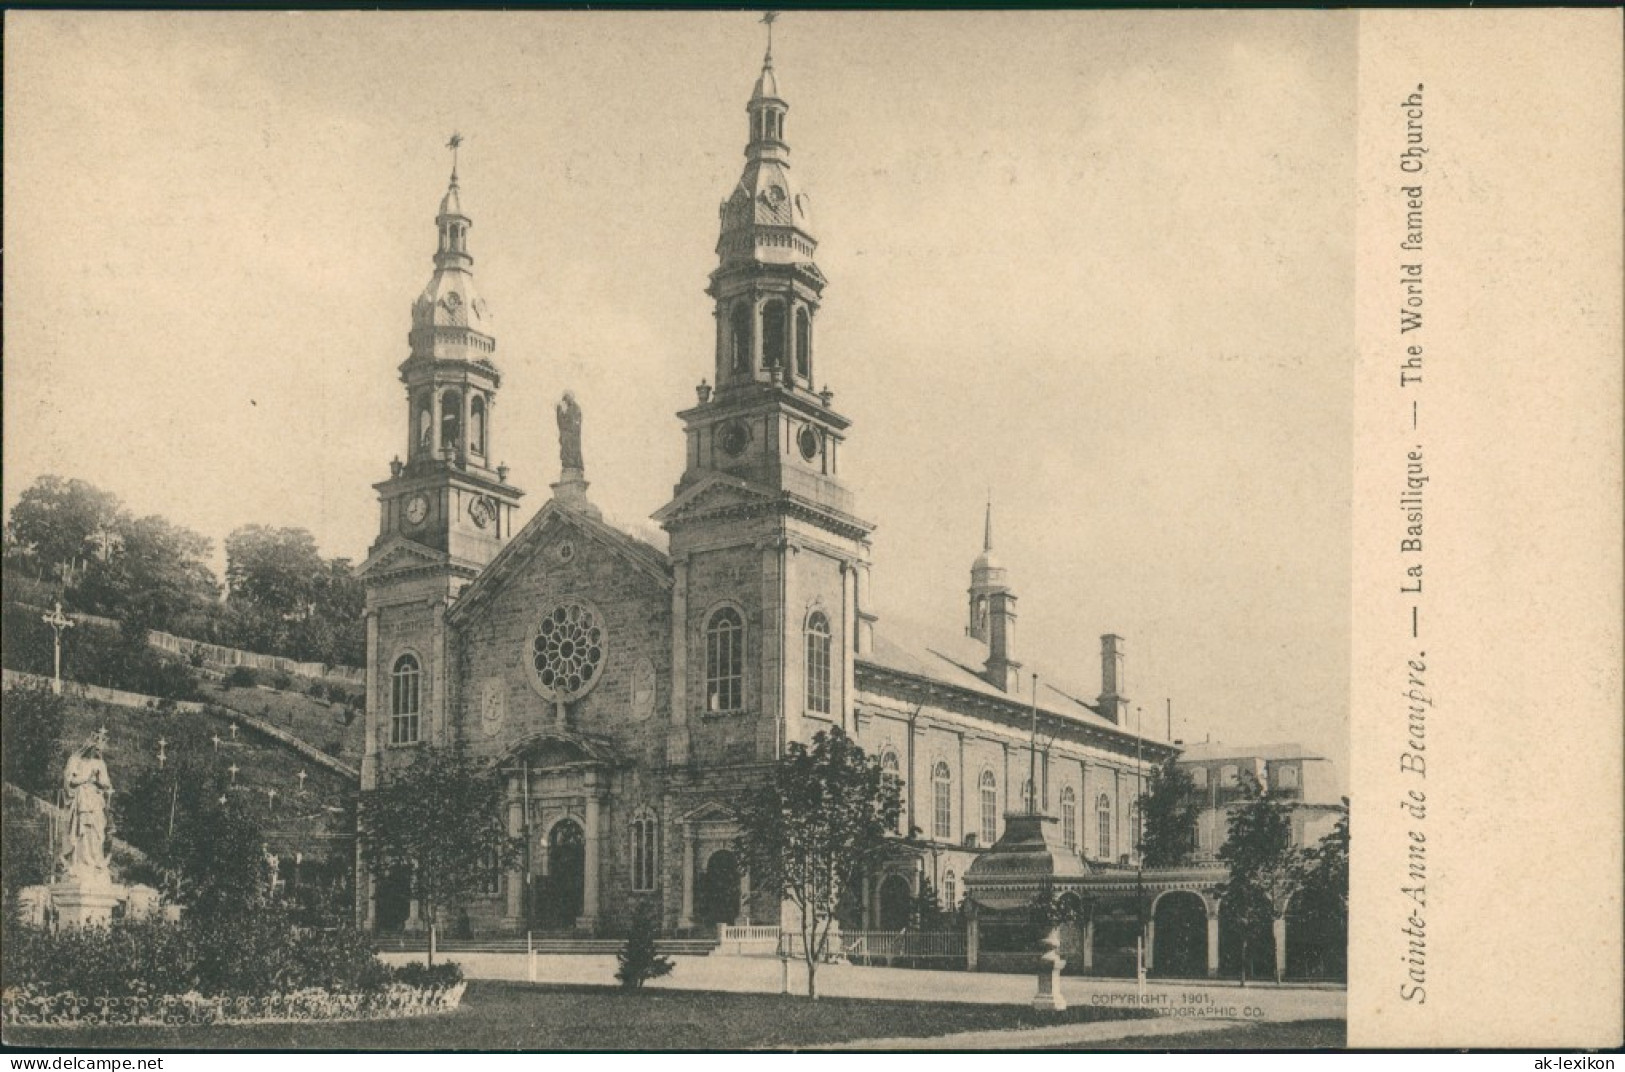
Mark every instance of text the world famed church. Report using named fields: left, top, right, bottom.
left=355, top=39, right=1343, bottom=979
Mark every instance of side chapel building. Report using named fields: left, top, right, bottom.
left=355, top=39, right=1340, bottom=975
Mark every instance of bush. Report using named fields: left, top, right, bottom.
left=391, top=961, right=463, bottom=989
left=0, top=680, right=65, bottom=797
left=223, top=665, right=259, bottom=689
left=615, top=908, right=674, bottom=990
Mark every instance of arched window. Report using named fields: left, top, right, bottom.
left=469, top=395, right=486, bottom=457
left=943, top=870, right=957, bottom=912
left=795, top=308, right=812, bottom=380
left=1096, top=794, right=1112, bottom=860
left=705, top=607, right=744, bottom=712
left=761, top=301, right=787, bottom=369
left=1190, top=766, right=1209, bottom=788
left=440, top=389, right=462, bottom=452
left=390, top=654, right=420, bottom=745
left=932, top=762, right=952, bottom=840
left=979, top=770, right=998, bottom=847
left=804, top=611, right=831, bottom=715
left=630, top=812, right=659, bottom=892
left=1020, top=778, right=1035, bottom=815
left=416, top=398, right=434, bottom=455
left=730, top=304, right=752, bottom=374
left=881, top=750, right=903, bottom=835
left=1060, top=786, right=1077, bottom=851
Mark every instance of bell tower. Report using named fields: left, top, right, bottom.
left=368, top=140, right=523, bottom=569
left=359, top=139, right=524, bottom=789
left=655, top=25, right=876, bottom=767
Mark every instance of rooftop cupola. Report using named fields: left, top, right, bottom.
left=411, top=135, right=493, bottom=354
left=969, top=500, right=1012, bottom=642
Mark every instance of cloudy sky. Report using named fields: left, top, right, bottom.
left=5, top=11, right=1354, bottom=783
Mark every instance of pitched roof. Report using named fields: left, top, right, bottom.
left=1173, top=741, right=1328, bottom=763
left=858, top=615, right=1168, bottom=748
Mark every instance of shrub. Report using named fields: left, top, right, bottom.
left=270, top=670, right=295, bottom=692
left=615, top=908, right=674, bottom=990
left=0, top=680, right=65, bottom=797
left=391, top=961, right=463, bottom=989
left=223, top=665, right=258, bottom=689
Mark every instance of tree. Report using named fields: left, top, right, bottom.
left=1137, top=757, right=1202, bottom=868
left=225, top=525, right=324, bottom=617
left=1214, top=772, right=1302, bottom=984
left=6, top=475, right=123, bottom=582
left=357, top=745, right=521, bottom=963
left=77, top=514, right=219, bottom=630
left=616, top=904, right=675, bottom=990
left=734, top=728, right=901, bottom=1000
left=0, top=681, right=66, bottom=798
left=1290, top=801, right=1349, bottom=980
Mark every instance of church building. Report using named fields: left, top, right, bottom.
left=356, top=40, right=1193, bottom=942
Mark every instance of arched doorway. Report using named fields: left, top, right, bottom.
left=878, top=875, right=912, bottom=931
left=697, top=849, right=740, bottom=931
left=1218, top=892, right=1277, bottom=982
left=538, top=819, right=585, bottom=930
left=1151, top=891, right=1209, bottom=979
left=375, top=866, right=412, bottom=932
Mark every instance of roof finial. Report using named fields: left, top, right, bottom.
left=984, top=494, right=994, bottom=552
left=760, top=10, right=778, bottom=64
left=446, top=132, right=463, bottom=184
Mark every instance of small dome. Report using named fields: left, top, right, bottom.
left=752, top=59, right=781, bottom=101
left=438, top=180, right=464, bottom=218
left=972, top=548, right=1002, bottom=573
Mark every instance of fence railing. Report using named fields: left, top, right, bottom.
left=777, top=929, right=966, bottom=966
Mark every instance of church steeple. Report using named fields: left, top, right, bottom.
left=367, top=137, right=522, bottom=570
left=968, top=499, right=1012, bottom=643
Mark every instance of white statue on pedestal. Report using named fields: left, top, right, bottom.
left=62, top=730, right=113, bottom=884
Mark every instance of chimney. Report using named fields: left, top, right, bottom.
left=983, top=590, right=1022, bottom=692
left=1097, top=633, right=1129, bottom=725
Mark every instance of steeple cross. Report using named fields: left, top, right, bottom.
left=761, top=11, right=778, bottom=58
left=447, top=132, right=463, bottom=181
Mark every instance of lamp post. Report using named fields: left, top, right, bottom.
left=41, top=601, right=74, bottom=695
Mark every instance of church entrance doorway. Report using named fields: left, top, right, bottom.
left=878, top=875, right=912, bottom=931
left=538, top=819, right=585, bottom=930
left=697, top=849, right=740, bottom=932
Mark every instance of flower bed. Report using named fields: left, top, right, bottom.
left=2, top=981, right=467, bottom=1027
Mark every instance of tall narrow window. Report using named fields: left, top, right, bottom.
left=761, top=301, right=787, bottom=369
left=631, top=812, right=659, bottom=892
left=943, top=870, right=957, bottom=912
left=730, top=304, right=752, bottom=374
left=979, top=770, right=998, bottom=847
left=705, top=608, right=744, bottom=712
left=482, top=846, right=502, bottom=896
left=1060, top=787, right=1077, bottom=851
left=795, top=308, right=812, bottom=380
left=1097, top=794, right=1112, bottom=860
left=881, top=750, right=903, bottom=835
left=440, top=390, right=462, bottom=452
left=804, top=611, right=831, bottom=715
left=390, top=654, right=421, bottom=745
left=1020, top=778, right=1035, bottom=815
left=416, top=399, right=434, bottom=455
left=469, top=396, right=486, bottom=457
left=932, top=762, right=953, bottom=840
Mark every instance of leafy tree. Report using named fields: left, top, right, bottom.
left=1, top=681, right=66, bottom=798
left=734, top=728, right=901, bottom=999
left=1214, top=772, right=1302, bottom=984
left=225, top=525, right=324, bottom=619
left=1137, top=757, right=1202, bottom=868
left=6, top=475, right=123, bottom=581
left=1290, top=801, right=1349, bottom=980
left=616, top=904, right=675, bottom=990
left=77, top=514, right=219, bottom=630
left=358, top=745, right=522, bottom=963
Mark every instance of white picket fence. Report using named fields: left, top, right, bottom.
left=717, top=925, right=966, bottom=966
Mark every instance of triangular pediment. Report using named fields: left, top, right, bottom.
left=680, top=800, right=738, bottom=826
left=356, top=536, right=448, bottom=582
left=445, top=499, right=670, bottom=626
left=652, top=473, right=777, bottom=527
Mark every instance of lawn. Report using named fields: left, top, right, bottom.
left=4, top=980, right=1157, bottom=1051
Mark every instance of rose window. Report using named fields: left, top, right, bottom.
left=529, top=602, right=606, bottom=701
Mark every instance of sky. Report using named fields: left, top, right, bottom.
left=4, top=11, right=1354, bottom=786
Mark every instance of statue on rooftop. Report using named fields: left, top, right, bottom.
left=556, top=391, right=584, bottom=472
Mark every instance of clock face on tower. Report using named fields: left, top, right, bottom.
left=405, top=494, right=429, bottom=527
left=720, top=422, right=750, bottom=458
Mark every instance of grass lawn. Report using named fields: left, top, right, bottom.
left=5, top=980, right=1157, bottom=1051
left=1027, top=1018, right=1348, bottom=1051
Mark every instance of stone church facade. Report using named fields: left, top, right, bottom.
left=355, top=44, right=1207, bottom=941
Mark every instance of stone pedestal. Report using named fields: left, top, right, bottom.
left=1033, top=927, right=1067, bottom=1011
left=51, top=882, right=120, bottom=928
left=551, top=470, right=601, bottom=519
left=123, top=884, right=162, bottom=918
